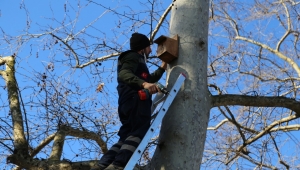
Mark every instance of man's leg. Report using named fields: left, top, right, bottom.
left=97, top=141, right=123, bottom=167
left=111, top=98, right=152, bottom=167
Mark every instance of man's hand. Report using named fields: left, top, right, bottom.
left=142, top=82, right=160, bottom=94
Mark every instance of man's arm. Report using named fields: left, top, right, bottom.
left=148, top=61, right=167, bottom=83
left=119, top=54, right=167, bottom=94
left=118, top=54, right=145, bottom=89
left=143, top=61, right=167, bottom=94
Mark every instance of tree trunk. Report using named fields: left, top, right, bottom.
left=150, top=0, right=210, bottom=169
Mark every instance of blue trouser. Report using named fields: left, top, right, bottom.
left=99, top=94, right=152, bottom=167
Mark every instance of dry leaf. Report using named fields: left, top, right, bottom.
left=96, top=83, right=105, bottom=92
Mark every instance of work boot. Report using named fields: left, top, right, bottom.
left=91, top=163, right=107, bottom=170
left=104, top=164, right=124, bottom=170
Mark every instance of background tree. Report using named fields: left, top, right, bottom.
left=0, top=0, right=299, bottom=170
left=204, top=0, right=300, bottom=169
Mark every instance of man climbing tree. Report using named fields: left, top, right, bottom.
left=92, top=33, right=167, bottom=170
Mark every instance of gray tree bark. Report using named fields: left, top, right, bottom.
left=150, top=0, right=210, bottom=169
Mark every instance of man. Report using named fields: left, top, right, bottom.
left=93, top=33, right=167, bottom=170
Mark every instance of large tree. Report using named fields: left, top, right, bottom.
left=150, top=0, right=210, bottom=169
left=0, top=0, right=299, bottom=169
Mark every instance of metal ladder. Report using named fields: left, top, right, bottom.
left=124, top=73, right=186, bottom=170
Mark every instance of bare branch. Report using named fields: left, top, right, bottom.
left=212, top=94, right=300, bottom=115
left=270, top=124, right=300, bottom=132
left=75, top=53, right=120, bottom=68
left=222, top=106, right=247, bottom=142
left=239, top=154, right=278, bottom=170
left=276, top=0, right=292, bottom=51
left=71, top=10, right=111, bottom=43
left=150, top=3, right=173, bottom=42
left=8, top=125, right=108, bottom=169
left=59, top=125, right=108, bottom=153
left=30, top=133, right=56, bottom=157
left=214, top=106, right=246, bottom=142
left=222, top=8, right=239, bottom=36
left=7, top=154, right=101, bottom=170
left=0, top=140, right=14, bottom=152
left=287, top=0, right=300, bottom=6
left=208, top=118, right=300, bottom=133
left=208, top=84, right=222, bottom=94
left=226, top=114, right=298, bottom=165
left=87, top=0, right=143, bottom=23
left=235, top=35, right=300, bottom=77
left=50, top=33, right=80, bottom=66
left=75, top=2, right=173, bottom=68
left=269, top=133, right=290, bottom=169
left=240, top=71, right=300, bottom=82
left=49, top=131, right=65, bottom=160
left=207, top=119, right=229, bottom=130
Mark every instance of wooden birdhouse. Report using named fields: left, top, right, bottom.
left=154, top=35, right=179, bottom=63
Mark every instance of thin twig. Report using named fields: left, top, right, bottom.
left=150, top=3, right=173, bottom=42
